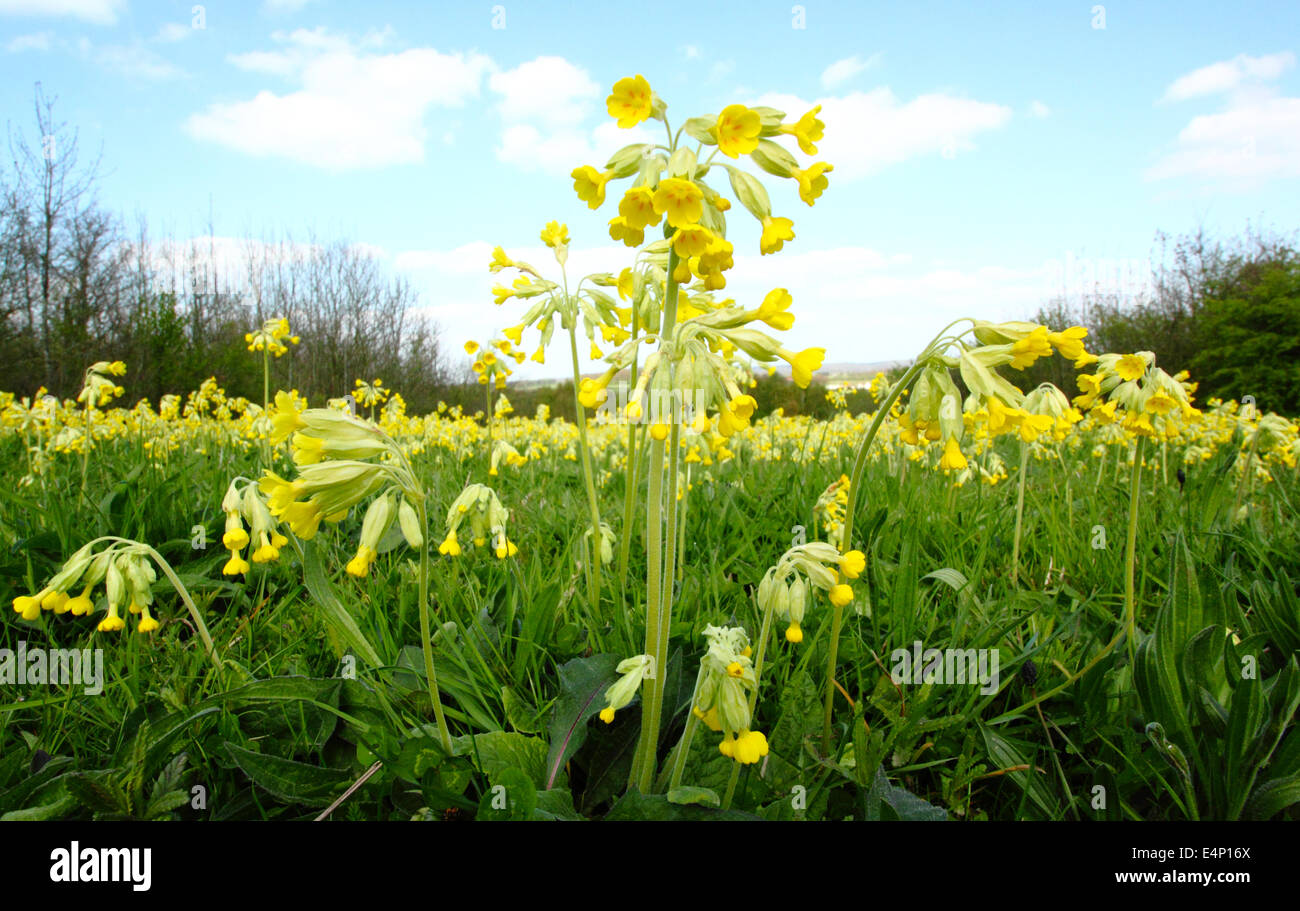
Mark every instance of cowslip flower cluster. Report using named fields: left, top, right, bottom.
left=1072, top=351, right=1198, bottom=439
left=578, top=286, right=825, bottom=437
left=895, top=320, right=1098, bottom=471
left=252, top=392, right=426, bottom=581
left=12, top=540, right=162, bottom=633
left=489, top=439, right=527, bottom=477
left=574, top=74, right=834, bottom=262
left=78, top=361, right=127, bottom=408
left=354, top=378, right=389, bottom=409
left=465, top=337, right=523, bottom=387
left=599, top=653, right=655, bottom=723
left=245, top=317, right=300, bottom=357
left=437, top=483, right=517, bottom=559
left=757, top=542, right=865, bottom=643
left=220, top=478, right=290, bottom=575
left=690, top=625, right=769, bottom=764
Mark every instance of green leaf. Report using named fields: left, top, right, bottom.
left=544, top=653, right=620, bottom=790
left=667, top=786, right=721, bottom=808
left=866, top=766, right=947, bottom=821
left=979, top=725, right=1057, bottom=819
left=605, top=789, right=758, bottom=821
left=223, top=743, right=354, bottom=808
left=1243, top=774, right=1300, bottom=820
left=1, top=793, right=78, bottom=821
left=458, top=731, right=553, bottom=790
left=533, top=788, right=583, bottom=820
left=302, top=539, right=384, bottom=668
left=476, top=767, right=537, bottom=821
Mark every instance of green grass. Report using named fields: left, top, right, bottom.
left=2, top=421, right=1298, bottom=821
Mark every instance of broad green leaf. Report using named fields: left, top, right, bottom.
left=223, top=743, right=354, bottom=808
left=544, top=653, right=620, bottom=790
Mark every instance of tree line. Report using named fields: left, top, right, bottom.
left=1012, top=227, right=1299, bottom=416
left=0, top=86, right=455, bottom=412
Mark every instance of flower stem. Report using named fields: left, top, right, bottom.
left=1010, top=443, right=1030, bottom=586
left=822, top=358, right=925, bottom=753
left=416, top=500, right=454, bottom=753
left=1123, top=436, right=1146, bottom=658
left=630, top=247, right=681, bottom=793
left=568, top=326, right=604, bottom=608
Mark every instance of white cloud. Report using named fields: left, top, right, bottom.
left=1147, top=97, right=1300, bottom=182
left=755, top=89, right=1012, bottom=178
left=0, top=0, right=122, bottom=24
left=92, top=41, right=184, bottom=80
left=1029, top=100, right=1051, bottom=118
left=262, top=0, right=319, bottom=12
left=1150, top=53, right=1300, bottom=184
left=5, top=30, right=50, bottom=52
left=155, top=23, right=193, bottom=43
left=820, top=54, right=879, bottom=89
left=682, top=45, right=700, bottom=59
left=188, top=30, right=492, bottom=170
left=488, top=56, right=598, bottom=128
left=1161, top=51, right=1295, bottom=102
left=488, top=56, right=653, bottom=176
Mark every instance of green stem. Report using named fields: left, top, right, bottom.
left=822, top=358, right=926, bottom=753
left=1123, top=436, right=1146, bottom=657
left=617, top=308, right=642, bottom=589
left=1010, top=443, right=1030, bottom=586
left=630, top=247, right=682, bottom=793
left=416, top=501, right=454, bottom=753
left=568, top=326, right=604, bottom=608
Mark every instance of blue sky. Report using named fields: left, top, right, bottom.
left=1, top=0, right=1297, bottom=379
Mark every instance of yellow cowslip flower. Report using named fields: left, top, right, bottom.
left=465, top=340, right=480, bottom=355
left=653, top=178, right=704, bottom=229
left=438, top=530, right=462, bottom=557
left=1009, top=326, right=1052, bottom=370
left=785, top=622, right=803, bottom=643
left=939, top=436, right=968, bottom=471
left=1047, top=326, right=1089, bottom=361
left=1144, top=390, right=1179, bottom=415
left=618, top=186, right=660, bottom=231
left=793, top=162, right=833, bottom=206
left=489, top=245, right=513, bottom=272
left=781, top=105, right=825, bottom=155
left=1116, top=353, right=1147, bottom=382
left=754, top=287, right=795, bottom=331
left=616, top=267, right=635, bottom=301
left=503, top=324, right=525, bottom=345
left=839, top=549, right=866, bottom=579
left=606, top=74, right=653, bottom=128
left=715, top=104, right=762, bottom=158
left=778, top=346, right=825, bottom=388
left=223, top=551, right=251, bottom=576
left=720, top=729, right=769, bottom=764
left=672, top=224, right=713, bottom=259
left=608, top=216, right=644, bottom=248
left=571, top=165, right=614, bottom=210
left=828, top=584, right=854, bottom=608
left=540, top=221, right=569, bottom=249
left=759, top=215, right=795, bottom=254
left=492, top=284, right=514, bottom=306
